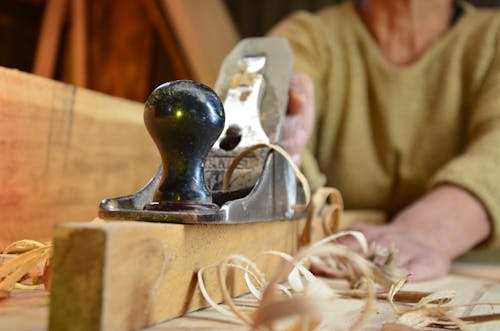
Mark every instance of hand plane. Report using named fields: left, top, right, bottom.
left=99, top=37, right=306, bottom=224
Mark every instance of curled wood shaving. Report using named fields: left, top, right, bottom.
left=258, top=250, right=317, bottom=293
left=0, top=240, right=52, bottom=299
left=256, top=241, right=377, bottom=331
left=307, top=187, right=344, bottom=236
left=253, top=296, right=325, bottom=330
left=386, top=278, right=500, bottom=330
left=367, top=244, right=404, bottom=283
left=0, top=218, right=103, bottom=300
left=307, top=231, right=401, bottom=290
left=197, top=230, right=380, bottom=331
left=199, top=236, right=500, bottom=331
left=3, top=239, right=46, bottom=254
left=222, top=143, right=311, bottom=211
left=198, top=254, right=266, bottom=324
left=196, top=186, right=400, bottom=330
left=198, top=187, right=500, bottom=330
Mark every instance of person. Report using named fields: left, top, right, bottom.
left=269, top=0, right=499, bottom=281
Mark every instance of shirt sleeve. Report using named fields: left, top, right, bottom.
left=268, top=11, right=329, bottom=191
left=430, top=30, right=500, bottom=249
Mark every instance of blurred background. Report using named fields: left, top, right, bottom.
left=0, top=0, right=498, bottom=102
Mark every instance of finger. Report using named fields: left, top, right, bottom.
left=336, top=233, right=371, bottom=253
left=336, top=224, right=393, bottom=257
left=288, top=88, right=307, bottom=116
left=404, top=255, right=450, bottom=282
left=343, top=224, right=386, bottom=242
left=288, top=72, right=314, bottom=115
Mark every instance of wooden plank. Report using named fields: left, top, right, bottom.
left=46, top=212, right=383, bottom=331
left=156, top=275, right=500, bottom=331
left=48, top=216, right=328, bottom=331
left=0, top=289, right=48, bottom=331
left=70, top=0, right=88, bottom=87
left=2, top=274, right=498, bottom=331
left=0, top=211, right=381, bottom=331
left=469, top=282, right=500, bottom=331
left=32, top=0, right=68, bottom=78
left=161, top=0, right=240, bottom=87
left=0, top=67, right=159, bottom=249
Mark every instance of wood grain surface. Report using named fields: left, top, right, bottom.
left=48, top=217, right=325, bottom=331
left=0, top=67, right=159, bottom=249
left=1, top=273, right=499, bottom=331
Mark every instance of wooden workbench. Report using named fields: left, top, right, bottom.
left=1, top=267, right=499, bottom=331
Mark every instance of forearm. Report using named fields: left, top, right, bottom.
left=390, top=184, right=491, bottom=259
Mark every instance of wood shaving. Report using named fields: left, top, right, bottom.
left=307, top=187, right=343, bottom=236
left=3, top=239, right=46, bottom=254
left=0, top=240, right=52, bottom=298
left=197, top=184, right=500, bottom=331
left=0, top=218, right=102, bottom=299
left=197, top=229, right=382, bottom=330
left=223, top=143, right=311, bottom=211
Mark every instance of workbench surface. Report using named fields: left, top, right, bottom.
left=1, top=267, right=499, bottom=331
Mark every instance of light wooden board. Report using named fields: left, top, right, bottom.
left=0, top=67, right=159, bottom=249
left=45, top=211, right=481, bottom=331
left=0, top=206, right=383, bottom=331
left=48, top=216, right=329, bottom=331
left=32, top=0, right=68, bottom=79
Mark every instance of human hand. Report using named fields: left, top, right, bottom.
left=281, top=71, right=315, bottom=164
left=313, top=185, right=491, bottom=282
left=344, top=223, right=451, bottom=281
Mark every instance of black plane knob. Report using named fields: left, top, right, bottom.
left=143, top=80, right=225, bottom=211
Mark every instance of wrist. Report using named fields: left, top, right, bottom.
left=389, top=185, right=491, bottom=259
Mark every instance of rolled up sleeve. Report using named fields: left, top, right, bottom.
left=430, top=32, right=500, bottom=249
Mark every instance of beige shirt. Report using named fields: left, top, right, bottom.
left=270, top=1, right=500, bottom=248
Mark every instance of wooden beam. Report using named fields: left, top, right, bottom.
left=48, top=216, right=327, bottom=331
left=0, top=67, right=159, bottom=249
left=33, top=0, right=68, bottom=78
left=70, top=0, right=88, bottom=87
left=161, top=0, right=240, bottom=87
